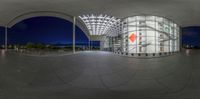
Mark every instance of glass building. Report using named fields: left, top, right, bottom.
left=114, top=15, right=180, bottom=56
left=80, top=15, right=180, bottom=57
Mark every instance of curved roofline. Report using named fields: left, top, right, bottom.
left=5, top=11, right=90, bottom=38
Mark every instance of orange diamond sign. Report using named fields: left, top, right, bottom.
left=129, top=33, right=137, bottom=43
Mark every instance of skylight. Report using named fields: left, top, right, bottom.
left=79, top=14, right=121, bottom=36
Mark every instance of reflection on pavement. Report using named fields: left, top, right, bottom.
left=0, top=49, right=6, bottom=59
left=185, top=49, right=191, bottom=56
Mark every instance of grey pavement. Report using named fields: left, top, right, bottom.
left=0, top=50, right=200, bottom=99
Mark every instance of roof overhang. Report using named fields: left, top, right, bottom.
left=0, top=0, right=199, bottom=27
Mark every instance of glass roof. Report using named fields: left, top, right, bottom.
left=79, top=14, right=121, bottom=36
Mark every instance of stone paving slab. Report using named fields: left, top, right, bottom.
left=0, top=50, right=199, bottom=99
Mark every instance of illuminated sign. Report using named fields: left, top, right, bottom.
left=129, top=33, right=137, bottom=43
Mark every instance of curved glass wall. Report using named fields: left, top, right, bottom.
left=120, top=15, right=180, bottom=54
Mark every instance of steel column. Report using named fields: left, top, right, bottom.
left=5, top=26, right=8, bottom=51
left=73, top=17, right=76, bottom=54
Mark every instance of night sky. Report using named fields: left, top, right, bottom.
left=182, top=26, right=200, bottom=46
left=0, top=27, right=5, bottom=45
left=0, top=16, right=100, bottom=47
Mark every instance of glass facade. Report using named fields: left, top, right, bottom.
left=80, top=14, right=180, bottom=56
left=118, top=15, right=180, bottom=54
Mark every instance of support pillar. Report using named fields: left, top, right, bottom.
left=91, top=40, right=92, bottom=51
left=5, top=26, right=8, bottom=51
left=73, top=17, right=76, bottom=54
left=88, top=35, right=91, bottom=51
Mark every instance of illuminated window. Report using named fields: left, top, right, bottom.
left=122, top=15, right=180, bottom=54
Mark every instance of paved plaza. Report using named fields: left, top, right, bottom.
left=0, top=50, right=199, bottom=99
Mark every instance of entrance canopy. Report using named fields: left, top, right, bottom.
left=79, top=14, right=121, bottom=36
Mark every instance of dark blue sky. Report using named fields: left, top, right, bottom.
left=0, top=16, right=91, bottom=46
left=0, top=27, right=5, bottom=45
left=182, top=26, right=200, bottom=46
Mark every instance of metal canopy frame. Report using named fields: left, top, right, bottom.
left=79, top=14, right=122, bottom=37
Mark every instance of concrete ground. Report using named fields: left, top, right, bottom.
left=0, top=49, right=199, bottom=99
